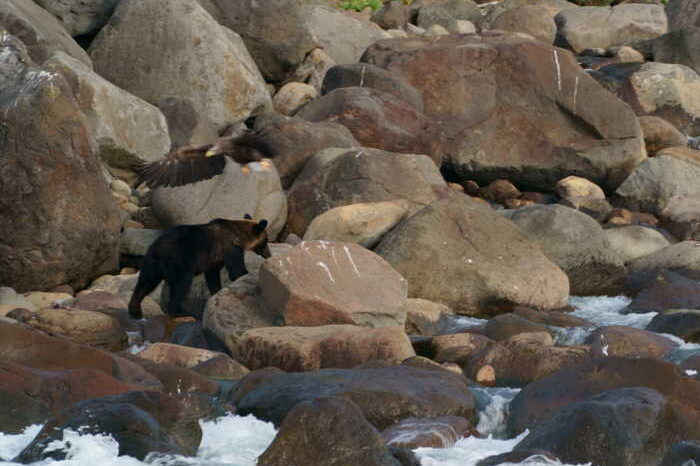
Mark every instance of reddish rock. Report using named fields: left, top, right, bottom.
left=121, top=354, right=219, bottom=395
left=484, top=313, right=553, bottom=341
left=136, top=342, right=229, bottom=369
left=381, top=416, right=476, bottom=449
left=191, top=355, right=249, bottom=380
left=585, top=326, right=678, bottom=359
left=259, top=241, right=407, bottom=327
left=481, top=179, right=522, bottom=205
left=638, top=116, right=688, bottom=155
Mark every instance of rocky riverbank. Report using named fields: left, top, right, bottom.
left=2, top=0, right=700, bottom=465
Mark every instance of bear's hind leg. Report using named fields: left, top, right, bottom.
left=165, top=267, right=195, bottom=318
left=128, top=261, right=164, bottom=319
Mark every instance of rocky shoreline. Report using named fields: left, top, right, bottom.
left=2, top=0, right=700, bottom=465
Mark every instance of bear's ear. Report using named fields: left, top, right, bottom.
left=244, top=213, right=252, bottom=220
left=253, top=219, right=268, bottom=235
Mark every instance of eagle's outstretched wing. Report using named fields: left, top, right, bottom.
left=134, top=143, right=226, bottom=189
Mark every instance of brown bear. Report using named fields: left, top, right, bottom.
left=128, top=215, right=270, bottom=319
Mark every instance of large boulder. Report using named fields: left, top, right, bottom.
left=32, top=0, right=120, bottom=36
left=375, top=196, right=570, bottom=315
left=0, top=0, right=91, bottom=66
left=585, top=325, right=678, bottom=359
left=259, top=241, right=407, bottom=327
left=660, top=194, right=700, bottom=240
left=27, top=308, right=127, bottom=351
left=627, top=241, right=700, bottom=290
left=514, top=387, right=691, bottom=466
left=286, top=148, right=447, bottom=235
left=592, top=62, right=700, bottom=136
left=44, top=51, right=171, bottom=170
left=362, top=33, right=646, bottom=192
left=0, top=36, right=121, bottom=292
left=231, top=364, right=477, bottom=429
left=234, top=325, right=414, bottom=372
left=653, top=27, right=700, bottom=76
left=198, top=1, right=388, bottom=83
left=666, top=0, right=700, bottom=31
left=297, top=87, right=443, bottom=164
left=303, top=200, right=411, bottom=249
left=638, top=116, right=689, bottom=155
left=252, top=112, right=359, bottom=189
left=322, top=63, right=424, bottom=112
left=258, top=397, right=400, bottom=466
left=89, top=0, right=271, bottom=133
left=628, top=269, right=700, bottom=312
left=491, top=5, right=557, bottom=45
left=151, top=160, right=286, bottom=238
left=554, top=4, right=667, bottom=53
left=508, top=356, right=700, bottom=434
left=508, top=205, right=627, bottom=296
left=603, top=225, right=671, bottom=264
left=615, top=152, right=700, bottom=215
left=416, top=0, right=482, bottom=32
left=647, top=309, right=700, bottom=342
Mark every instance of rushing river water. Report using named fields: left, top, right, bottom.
left=2, top=296, right=698, bottom=466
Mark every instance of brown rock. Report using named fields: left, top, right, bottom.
left=555, top=176, right=605, bottom=200
left=585, top=325, right=678, bottom=359
left=433, top=333, right=496, bottom=365
left=121, top=354, right=219, bottom=395
left=234, top=325, right=415, bottom=372
left=660, top=195, right=700, bottom=241
left=491, top=5, right=557, bottom=44
left=259, top=241, right=408, bottom=327
left=272, top=82, right=317, bottom=116
left=404, top=298, right=454, bottom=337
left=481, top=179, right=522, bottom=205
left=381, top=416, right=476, bottom=449
left=639, top=116, right=688, bottom=155
left=628, top=269, right=700, bottom=312
left=72, top=290, right=127, bottom=311
left=513, top=306, right=593, bottom=328
left=191, top=354, right=249, bottom=380
left=135, top=342, right=228, bottom=369
left=484, top=313, right=553, bottom=341
left=28, top=308, right=127, bottom=351
left=287, top=148, right=447, bottom=235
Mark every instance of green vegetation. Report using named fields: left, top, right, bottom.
left=338, top=0, right=383, bottom=11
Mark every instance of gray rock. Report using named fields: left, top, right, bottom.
left=156, top=97, right=219, bottom=149
left=604, top=226, right=671, bottom=264
left=555, top=4, right=668, bottom=53
left=654, top=27, right=700, bottom=76
left=660, top=194, right=700, bottom=240
left=151, top=159, right=286, bottom=239
left=417, top=0, right=482, bottom=32
left=0, top=0, right=91, bottom=66
left=491, top=5, right=557, bottom=44
left=32, top=0, right=120, bottom=36
left=627, top=241, right=700, bottom=287
left=666, top=0, right=700, bottom=31
left=89, top=0, right=271, bottom=133
left=647, top=309, right=700, bottom=342
left=119, top=228, right=162, bottom=257
left=509, top=205, right=627, bottom=296
left=44, top=52, right=171, bottom=169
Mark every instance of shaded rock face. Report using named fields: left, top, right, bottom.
left=15, top=391, right=215, bottom=462
left=362, top=33, right=646, bottom=192
left=585, top=326, right=678, bottom=359
left=666, top=0, right=700, bottom=31
left=554, top=4, right=668, bottom=53
left=628, top=269, right=700, bottom=313
left=661, top=440, right=700, bottom=466
left=43, top=51, right=171, bottom=169
left=508, top=204, right=627, bottom=296
left=0, top=0, right=91, bottom=66
left=199, top=1, right=388, bottom=83
left=252, top=112, right=359, bottom=189
left=638, top=115, right=688, bottom=155
left=0, top=36, right=121, bottom=292
left=89, top=0, right=271, bottom=133
left=592, top=62, right=700, bottom=136
left=508, top=356, right=700, bottom=435
left=653, top=27, right=700, bottom=76
left=286, top=148, right=447, bottom=236
left=0, top=362, right=133, bottom=434
left=231, top=364, right=477, bottom=429
left=647, top=309, right=700, bottom=342
left=258, top=397, right=400, bottom=466
left=660, top=194, right=700, bottom=240
left=234, top=325, right=415, bottom=372
left=515, top=387, right=690, bottom=466
left=297, top=87, right=443, bottom=164
left=259, top=241, right=408, bottom=327
left=33, top=0, right=120, bottom=36
left=151, top=160, right=286, bottom=239
left=322, top=63, right=424, bottom=112
left=376, top=196, right=569, bottom=315
left=626, top=241, right=700, bottom=290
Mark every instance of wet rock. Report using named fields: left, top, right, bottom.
left=647, top=309, right=700, bottom=342
left=477, top=450, right=558, bottom=466
left=639, top=116, right=689, bottom=155
left=28, top=308, right=126, bottom=351
left=287, top=148, right=446, bottom=235
left=376, top=196, right=569, bottom=315
left=234, top=325, right=414, bottom=371
left=90, top=0, right=271, bottom=132
left=304, top=200, right=410, bottom=249
left=381, top=416, right=475, bottom=449
left=509, top=205, right=626, bottom=295
left=0, top=0, right=91, bottom=65
left=593, top=62, right=700, bottom=136
left=231, top=364, right=477, bottom=429
left=491, top=5, right=556, bottom=44
left=259, top=241, right=407, bottom=327
left=604, top=226, right=671, bottom=264
left=0, top=35, right=121, bottom=292
left=585, top=325, right=678, bottom=359
left=660, top=195, right=700, bottom=241
left=433, top=333, right=495, bottom=365
left=322, top=63, right=423, bottom=112
left=297, top=87, right=442, bottom=164
left=362, top=33, right=646, bottom=192
left=16, top=391, right=216, bottom=462
left=272, top=82, right=317, bottom=116
left=512, top=306, right=593, bottom=329
left=251, top=112, right=359, bottom=189
left=508, top=356, right=700, bottom=434
left=258, top=397, right=400, bottom=466
left=514, top=387, right=690, bottom=466
left=0, top=362, right=133, bottom=434
left=628, top=269, right=700, bottom=312
left=484, top=313, right=553, bottom=341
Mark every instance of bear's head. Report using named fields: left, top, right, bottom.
left=219, top=215, right=271, bottom=258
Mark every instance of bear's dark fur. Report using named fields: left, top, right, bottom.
left=128, top=216, right=270, bottom=319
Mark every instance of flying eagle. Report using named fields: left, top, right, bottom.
left=134, top=129, right=275, bottom=189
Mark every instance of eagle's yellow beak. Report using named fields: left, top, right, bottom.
left=205, top=149, right=217, bottom=157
